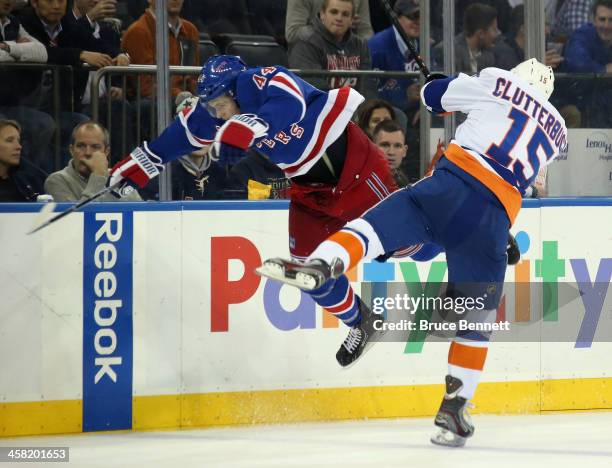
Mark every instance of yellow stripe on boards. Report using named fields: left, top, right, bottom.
left=132, top=394, right=182, bottom=430
left=541, top=377, right=612, bottom=410
left=2, top=378, right=612, bottom=437
left=0, top=400, right=81, bottom=437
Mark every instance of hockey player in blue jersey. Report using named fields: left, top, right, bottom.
left=258, top=58, right=566, bottom=447
left=107, top=54, right=439, bottom=368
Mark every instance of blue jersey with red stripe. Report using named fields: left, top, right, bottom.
left=147, top=66, right=365, bottom=178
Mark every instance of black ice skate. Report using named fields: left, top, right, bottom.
left=431, top=375, right=475, bottom=448
left=336, top=300, right=386, bottom=368
left=255, top=257, right=344, bottom=291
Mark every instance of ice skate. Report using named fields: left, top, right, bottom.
left=431, top=375, right=475, bottom=447
left=255, top=257, right=344, bottom=291
left=336, top=300, right=386, bottom=368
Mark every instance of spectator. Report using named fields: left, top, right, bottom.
left=0, top=119, right=45, bottom=202
left=356, top=98, right=396, bottom=138
left=17, top=0, right=120, bottom=170
left=18, top=0, right=117, bottom=108
left=563, top=0, right=612, bottom=73
left=286, top=0, right=373, bottom=47
left=0, top=0, right=47, bottom=63
left=494, top=6, right=586, bottom=126
left=454, top=0, right=512, bottom=35
left=288, top=0, right=375, bottom=97
left=139, top=93, right=225, bottom=201
left=563, top=0, right=612, bottom=126
left=127, top=0, right=205, bottom=31
left=494, top=5, right=564, bottom=70
left=44, top=121, right=141, bottom=201
left=553, top=0, right=594, bottom=40
left=122, top=0, right=200, bottom=101
left=433, top=3, right=500, bottom=74
left=372, top=119, right=410, bottom=187
left=67, top=0, right=135, bottom=161
left=65, top=1, right=129, bottom=68
left=122, top=0, right=200, bottom=141
left=0, top=0, right=55, bottom=167
left=141, top=148, right=227, bottom=200
left=225, top=150, right=291, bottom=200
left=368, top=0, right=421, bottom=113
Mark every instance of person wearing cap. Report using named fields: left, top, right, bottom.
left=368, top=0, right=422, bottom=114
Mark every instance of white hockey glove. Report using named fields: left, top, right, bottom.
left=107, top=145, right=164, bottom=197
left=212, top=114, right=269, bottom=167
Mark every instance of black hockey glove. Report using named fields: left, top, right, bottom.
left=507, top=233, right=521, bottom=265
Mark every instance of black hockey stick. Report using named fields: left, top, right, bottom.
left=379, top=0, right=447, bottom=81
left=27, top=181, right=123, bottom=235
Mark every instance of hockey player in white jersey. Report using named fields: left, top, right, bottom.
left=258, top=58, right=567, bottom=447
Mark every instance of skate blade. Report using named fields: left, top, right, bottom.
left=255, top=262, right=318, bottom=291
left=430, top=429, right=467, bottom=448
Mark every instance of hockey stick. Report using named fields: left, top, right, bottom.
left=27, top=181, right=123, bottom=235
left=379, top=0, right=442, bottom=80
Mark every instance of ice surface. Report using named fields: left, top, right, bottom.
left=2, top=412, right=611, bottom=467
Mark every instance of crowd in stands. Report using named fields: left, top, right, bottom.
left=1, top=0, right=610, bottom=203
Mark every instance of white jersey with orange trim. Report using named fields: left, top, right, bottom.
left=148, top=66, right=364, bottom=178
left=421, top=68, right=567, bottom=223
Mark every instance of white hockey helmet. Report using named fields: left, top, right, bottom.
left=511, top=58, right=554, bottom=99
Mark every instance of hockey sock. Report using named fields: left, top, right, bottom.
left=447, top=333, right=490, bottom=400
left=308, top=218, right=385, bottom=272
left=307, top=274, right=361, bottom=327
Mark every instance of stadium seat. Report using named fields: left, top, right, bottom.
left=199, top=40, right=220, bottom=65
left=217, top=35, right=289, bottom=67
left=214, top=34, right=277, bottom=53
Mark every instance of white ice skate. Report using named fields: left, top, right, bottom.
left=255, top=257, right=344, bottom=291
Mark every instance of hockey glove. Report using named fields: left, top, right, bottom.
left=507, top=233, right=521, bottom=265
left=107, top=146, right=164, bottom=197
left=524, top=184, right=539, bottom=198
left=213, top=114, right=269, bottom=167
left=175, top=91, right=199, bottom=115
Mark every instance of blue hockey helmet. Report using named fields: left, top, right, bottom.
left=197, top=55, right=248, bottom=102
